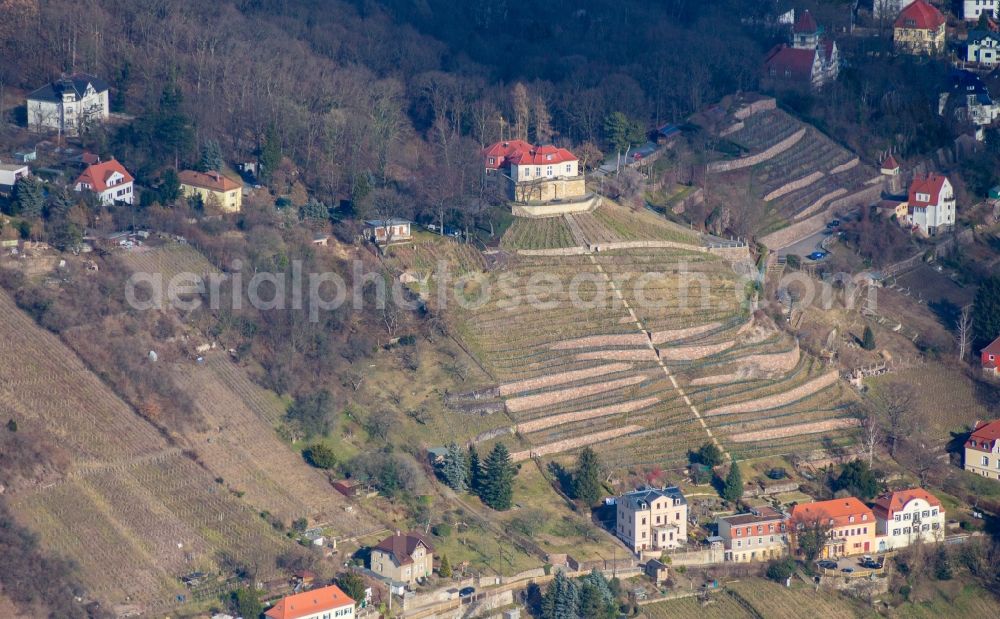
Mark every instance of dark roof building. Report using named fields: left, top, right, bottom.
left=27, top=73, right=110, bottom=103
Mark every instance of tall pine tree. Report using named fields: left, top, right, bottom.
left=578, top=569, right=616, bottom=619
left=973, top=276, right=1000, bottom=351
left=573, top=447, right=603, bottom=506
left=199, top=139, right=224, bottom=172
left=480, top=443, right=515, bottom=511
left=467, top=445, right=483, bottom=494
left=541, top=571, right=579, bottom=619
left=12, top=177, right=44, bottom=218
left=722, top=458, right=743, bottom=503
left=438, top=442, right=468, bottom=491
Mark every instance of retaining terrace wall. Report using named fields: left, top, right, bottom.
left=829, top=157, right=859, bottom=175
left=761, top=181, right=882, bottom=250
left=734, top=97, right=777, bottom=120
left=707, top=127, right=806, bottom=173
left=763, top=171, right=824, bottom=202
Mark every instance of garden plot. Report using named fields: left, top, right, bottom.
left=118, top=243, right=218, bottom=282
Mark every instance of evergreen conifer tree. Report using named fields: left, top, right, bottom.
left=722, top=459, right=743, bottom=503
left=439, top=442, right=468, bottom=491
left=199, top=139, right=224, bottom=171
left=438, top=553, right=452, bottom=578
left=862, top=325, right=876, bottom=351
left=480, top=443, right=515, bottom=510
left=467, top=445, right=483, bottom=494
left=541, top=571, right=579, bottom=619
left=573, top=447, right=603, bottom=506
left=13, top=177, right=44, bottom=218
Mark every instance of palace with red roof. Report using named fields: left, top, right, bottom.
left=894, top=0, right=947, bottom=55
left=763, top=10, right=839, bottom=91
left=73, top=157, right=134, bottom=206
left=966, top=419, right=1000, bottom=480
left=482, top=139, right=584, bottom=203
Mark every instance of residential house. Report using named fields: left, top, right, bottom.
left=264, top=584, right=355, bottom=619
left=873, top=488, right=945, bottom=551
left=906, top=173, right=955, bottom=235
left=981, top=335, right=1000, bottom=375
left=370, top=532, right=434, bottom=585
left=73, top=158, right=134, bottom=206
left=762, top=10, right=839, bottom=91
left=716, top=506, right=788, bottom=563
left=178, top=170, right=243, bottom=212
left=939, top=69, right=1000, bottom=127
left=964, top=0, right=999, bottom=20
left=967, top=30, right=1000, bottom=66
left=0, top=162, right=30, bottom=196
left=876, top=198, right=909, bottom=220
left=363, top=218, right=412, bottom=245
left=615, top=486, right=688, bottom=554
left=965, top=419, right=1000, bottom=478
left=482, top=140, right=584, bottom=202
left=894, top=0, right=947, bottom=55
left=27, top=73, right=110, bottom=136
left=789, top=498, right=876, bottom=558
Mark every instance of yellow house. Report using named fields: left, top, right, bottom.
left=178, top=170, right=243, bottom=212
left=893, top=0, right=946, bottom=56
left=790, top=498, right=876, bottom=559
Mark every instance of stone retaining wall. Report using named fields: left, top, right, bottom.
left=551, top=333, right=650, bottom=349
left=741, top=342, right=800, bottom=373
left=499, top=362, right=633, bottom=396
left=763, top=171, right=824, bottom=202
left=796, top=188, right=847, bottom=221
left=656, top=340, right=734, bottom=361
left=576, top=349, right=658, bottom=361
left=734, top=97, right=776, bottom=120
left=650, top=322, right=722, bottom=345
left=516, top=396, right=660, bottom=434
left=505, top=375, right=648, bottom=413
left=515, top=246, right=588, bottom=257
left=707, top=370, right=838, bottom=415
left=719, top=121, right=745, bottom=137
left=761, top=178, right=881, bottom=251
left=731, top=418, right=857, bottom=443
left=707, top=128, right=805, bottom=173
left=829, top=157, right=859, bottom=175
left=511, top=424, right=643, bottom=461
left=512, top=193, right=598, bottom=218
left=590, top=240, right=705, bottom=253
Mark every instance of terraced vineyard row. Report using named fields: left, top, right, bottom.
left=500, top=216, right=578, bottom=250
left=725, top=108, right=800, bottom=152
left=454, top=213, right=858, bottom=466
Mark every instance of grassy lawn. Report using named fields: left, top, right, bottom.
left=500, top=461, right=624, bottom=563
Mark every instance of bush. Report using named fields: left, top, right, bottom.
left=432, top=523, right=452, bottom=537
left=766, top=558, right=796, bottom=583
left=303, top=444, right=338, bottom=469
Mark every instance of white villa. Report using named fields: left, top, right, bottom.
left=906, top=173, right=955, bottom=235
left=73, top=158, right=134, bottom=206
left=615, top=486, right=688, bottom=554
left=27, top=73, right=110, bottom=136
left=873, top=488, right=945, bottom=551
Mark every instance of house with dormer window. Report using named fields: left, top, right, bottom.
left=615, top=486, right=688, bottom=554
left=73, top=158, right=134, bottom=206
left=482, top=140, right=585, bottom=203
left=26, top=73, right=110, bottom=136
left=906, top=173, right=955, bottom=236
left=965, top=419, right=1000, bottom=479
left=894, top=0, right=946, bottom=56
left=789, top=497, right=875, bottom=558
left=873, top=488, right=945, bottom=551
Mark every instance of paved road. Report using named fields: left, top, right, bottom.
left=776, top=228, right=832, bottom=259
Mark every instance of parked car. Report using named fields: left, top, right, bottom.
left=841, top=567, right=855, bottom=574
left=807, top=251, right=827, bottom=261
left=827, top=219, right=840, bottom=228
left=459, top=586, right=475, bottom=597
left=817, top=560, right=837, bottom=570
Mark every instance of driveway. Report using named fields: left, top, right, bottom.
left=776, top=228, right=832, bottom=259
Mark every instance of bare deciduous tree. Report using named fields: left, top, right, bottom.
left=870, top=382, right=915, bottom=458
left=957, top=304, right=973, bottom=363
left=858, top=410, right=883, bottom=468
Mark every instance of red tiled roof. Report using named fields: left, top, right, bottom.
left=374, top=532, right=433, bottom=566
left=982, top=335, right=1000, bottom=357
left=178, top=169, right=241, bottom=192
left=794, top=9, right=818, bottom=34
left=507, top=144, right=578, bottom=166
left=483, top=139, right=534, bottom=169
left=264, top=585, right=354, bottom=619
left=881, top=154, right=899, bottom=170
left=764, top=45, right=817, bottom=82
left=789, top=497, right=874, bottom=529
left=895, top=0, right=945, bottom=31
left=872, top=488, right=942, bottom=517
left=908, top=173, right=949, bottom=208
left=967, top=419, right=1000, bottom=452
left=74, top=158, right=133, bottom=193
